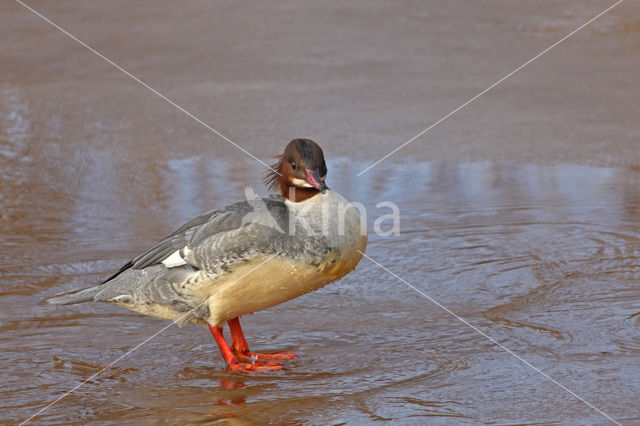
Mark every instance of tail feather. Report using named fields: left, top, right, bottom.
left=46, top=286, right=102, bottom=305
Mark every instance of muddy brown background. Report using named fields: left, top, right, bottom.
left=1, top=1, right=639, bottom=424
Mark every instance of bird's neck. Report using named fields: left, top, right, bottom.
left=280, top=181, right=322, bottom=202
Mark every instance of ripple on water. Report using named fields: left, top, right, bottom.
left=2, top=159, right=640, bottom=424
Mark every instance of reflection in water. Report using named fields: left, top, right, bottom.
left=216, top=378, right=247, bottom=406
left=1, top=150, right=639, bottom=423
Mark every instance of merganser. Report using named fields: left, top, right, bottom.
left=48, top=139, right=367, bottom=372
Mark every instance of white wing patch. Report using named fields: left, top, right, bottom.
left=161, top=249, right=187, bottom=268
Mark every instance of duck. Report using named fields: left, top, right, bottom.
left=47, top=139, right=368, bottom=372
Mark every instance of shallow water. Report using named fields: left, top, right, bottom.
left=2, top=1, right=640, bottom=425
left=3, top=156, right=640, bottom=424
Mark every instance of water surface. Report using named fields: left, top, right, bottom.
left=2, top=155, right=640, bottom=424
left=1, top=1, right=640, bottom=424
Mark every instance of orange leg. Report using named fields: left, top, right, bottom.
left=227, top=317, right=297, bottom=361
left=208, top=325, right=282, bottom=373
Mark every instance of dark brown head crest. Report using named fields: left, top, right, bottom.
left=263, top=156, right=282, bottom=192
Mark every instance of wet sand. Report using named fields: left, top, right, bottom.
left=1, top=1, right=640, bottom=424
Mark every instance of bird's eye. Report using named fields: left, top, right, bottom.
left=291, top=160, right=296, bottom=170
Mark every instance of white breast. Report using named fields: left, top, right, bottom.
left=203, top=190, right=367, bottom=326
left=285, top=190, right=367, bottom=249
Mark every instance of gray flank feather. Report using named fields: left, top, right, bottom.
left=46, top=286, right=102, bottom=305
left=47, top=195, right=295, bottom=317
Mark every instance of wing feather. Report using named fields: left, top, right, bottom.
left=104, top=196, right=288, bottom=283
